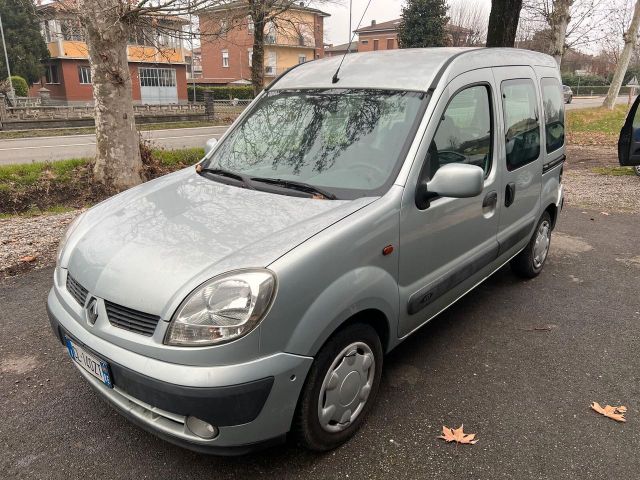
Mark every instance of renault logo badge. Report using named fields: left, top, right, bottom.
left=86, top=297, right=99, bottom=325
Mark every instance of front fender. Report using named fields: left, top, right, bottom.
left=284, top=267, right=399, bottom=356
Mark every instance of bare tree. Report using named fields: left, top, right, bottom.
left=448, top=0, right=489, bottom=46
left=604, top=0, right=640, bottom=108
left=50, top=0, right=219, bottom=191
left=486, top=0, right=524, bottom=47
left=523, top=0, right=608, bottom=66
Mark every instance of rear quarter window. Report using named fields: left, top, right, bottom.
left=541, top=78, right=565, bottom=153
left=501, top=79, right=541, bottom=171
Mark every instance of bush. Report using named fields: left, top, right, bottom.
left=10, top=76, right=29, bottom=97
left=188, top=85, right=254, bottom=102
left=561, top=73, right=608, bottom=87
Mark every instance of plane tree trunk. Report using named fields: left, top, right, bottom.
left=548, top=0, right=572, bottom=66
left=78, top=0, right=143, bottom=191
left=486, top=0, right=524, bottom=47
left=250, top=2, right=267, bottom=96
left=603, top=0, right=640, bottom=109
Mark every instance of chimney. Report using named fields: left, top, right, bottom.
left=371, top=20, right=376, bottom=26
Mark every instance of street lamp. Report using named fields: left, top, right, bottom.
left=0, top=12, right=14, bottom=101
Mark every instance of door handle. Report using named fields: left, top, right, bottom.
left=482, top=191, right=498, bottom=208
left=505, top=182, right=516, bottom=207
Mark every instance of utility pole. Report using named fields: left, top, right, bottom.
left=349, top=0, right=352, bottom=44
left=0, top=12, right=14, bottom=101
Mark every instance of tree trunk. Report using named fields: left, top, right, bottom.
left=603, top=0, right=640, bottom=109
left=250, top=2, right=266, bottom=97
left=548, top=0, right=572, bottom=66
left=486, top=0, right=523, bottom=47
left=79, top=0, right=143, bottom=191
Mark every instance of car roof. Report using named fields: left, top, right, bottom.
left=270, top=47, right=557, bottom=93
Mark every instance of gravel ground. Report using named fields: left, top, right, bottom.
left=1, top=146, right=638, bottom=277
left=0, top=211, right=80, bottom=277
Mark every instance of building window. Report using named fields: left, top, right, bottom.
left=222, top=50, right=229, bottom=68
left=386, top=38, right=394, bottom=49
left=248, top=48, right=253, bottom=67
left=373, top=39, right=379, bottom=50
left=139, top=67, right=176, bottom=87
left=361, top=40, right=368, bottom=45
left=78, top=65, right=91, bottom=84
left=61, top=19, right=84, bottom=41
left=298, top=54, right=307, bottom=64
left=247, top=16, right=254, bottom=34
left=45, top=64, right=60, bottom=84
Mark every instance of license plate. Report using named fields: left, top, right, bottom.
left=64, top=336, right=113, bottom=388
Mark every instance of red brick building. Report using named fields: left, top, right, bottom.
left=29, top=4, right=189, bottom=105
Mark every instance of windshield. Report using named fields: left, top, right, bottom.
left=203, top=89, right=426, bottom=199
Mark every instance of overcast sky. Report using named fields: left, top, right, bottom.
left=320, top=0, right=493, bottom=46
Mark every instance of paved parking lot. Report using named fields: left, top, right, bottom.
left=1, top=206, right=639, bottom=479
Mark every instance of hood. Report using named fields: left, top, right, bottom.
left=66, top=169, right=375, bottom=316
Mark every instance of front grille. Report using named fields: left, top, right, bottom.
left=105, top=300, right=160, bottom=337
left=66, top=274, right=88, bottom=306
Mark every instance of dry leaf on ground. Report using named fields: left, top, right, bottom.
left=591, top=402, right=627, bottom=422
left=438, top=425, right=478, bottom=444
left=19, top=255, right=37, bottom=263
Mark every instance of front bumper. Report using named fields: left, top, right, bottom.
left=47, top=287, right=313, bottom=454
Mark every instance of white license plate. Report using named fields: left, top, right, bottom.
left=64, top=336, right=113, bottom=388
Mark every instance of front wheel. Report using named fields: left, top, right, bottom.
left=293, top=323, right=383, bottom=451
left=634, top=165, right=640, bottom=176
left=510, top=212, right=552, bottom=279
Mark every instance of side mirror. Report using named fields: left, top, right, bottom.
left=415, top=163, right=484, bottom=210
left=204, top=137, right=218, bottom=156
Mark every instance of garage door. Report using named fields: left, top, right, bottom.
left=139, top=67, right=178, bottom=104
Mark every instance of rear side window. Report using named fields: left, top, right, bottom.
left=501, top=79, right=540, bottom=171
left=541, top=78, right=565, bottom=153
left=429, top=85, right=493, bottom=178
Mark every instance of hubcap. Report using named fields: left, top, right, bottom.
left=533, top=220, right=551, bottom=269
left=317, top=342, right=375, bottom=433
left=634, top=165, right=640, bottom=176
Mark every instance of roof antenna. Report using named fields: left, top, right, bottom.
left=332, top=0, right=374, bottom=84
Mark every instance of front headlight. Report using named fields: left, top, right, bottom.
left=56, top=211, right=86, bottom=265
left=165, top=270, right=276, bottom=346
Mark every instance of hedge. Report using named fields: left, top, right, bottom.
left=188, top=85, right=254, bottom=102
left=10, top=76, right=29, bottom=97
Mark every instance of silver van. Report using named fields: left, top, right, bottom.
left=48, top=48, right=565, bottom=454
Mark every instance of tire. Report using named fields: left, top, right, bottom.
left=293, top=323, right=383, bottom=451
left=634, top=165, right=640, bottom=176
left=510, top=212, right=552, bottom=279
left=566, top=95, right=572, bottom=104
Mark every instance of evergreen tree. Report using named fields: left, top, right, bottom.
left=0, top=0, right=50, bottom=84
left=398, top=0, right=449, bottom=48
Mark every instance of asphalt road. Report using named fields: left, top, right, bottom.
left=0, top=96, right=631, bottom=165
left=0, top=126, right=229, bottom=165
left=1, top=206, right=639, bottom=479
left=565, top=95, right=628, bottom=110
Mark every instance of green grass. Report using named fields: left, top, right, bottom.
left=0, top=147, right=204, bottom=189
left=0, top=121, right=227, bottom=140
left=153, top=147, right=204, bottom=166
left=566, top=105, right=628, bottom=134
left=592, top=166, right=636, bottom=176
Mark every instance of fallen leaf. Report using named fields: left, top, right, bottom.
left=19, top=255, right=37, bottom=263
left=438, top=424, right=478, bottom=444
left=591, top=402, right=627, bottom=422
left=600, top=212, right=610, bottom=216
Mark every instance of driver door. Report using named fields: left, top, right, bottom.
left=618, top=95, right=640, bottom=166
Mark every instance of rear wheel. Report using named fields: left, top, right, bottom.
left=510, top=212, right=552, bottom=279
left=293, top=323, right=383, bottom=451
left=634, top=165, right=640, bottom=176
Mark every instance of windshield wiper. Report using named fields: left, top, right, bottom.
left=251, top=177, right=337, bottom=200
left=196, top=166, right=255, bottom=189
